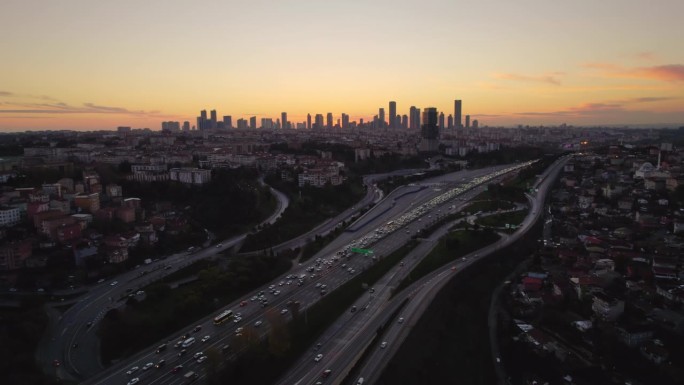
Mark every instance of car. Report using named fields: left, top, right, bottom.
left=142, top=362, right=154, bottom=371
left=197, top=355, right=208, bottom=363
left=240, top=301, right=248, bottom=307
left=193, top=352, right=204, bottom=359
left=193, top=325, right=202, bottom=332
left=86, top=321, right=93, bottom=327
left=273, top=290, right=281, bottom=296
left=251, top=295, right=258, bottom=301
left=451, top=266, right=457, bottom=271
left=110, top=281, right=118, bottom=286
left=233, top=316, right=242, bottom=323
left=156, top=343, right=167, bottom=353
left=216, top=243, right=223, bottom=248
left=171, top=365, right=183, bottom=373
left=235, top=327, right=243, bottom=334
left=97, top=278, right=105, bottom=283
left=351, top=306, right=357, bottom=313
left=315, top=282, right=322, bottom=288
left=221, top=344, right=230, bottom=353
left=314, top=342, right=322, bottom=350
left=155, top=359, right=166, bottom=368
left=380, top=341, right=387, bottom=349
left=201, top=335, right=211, bottom=342
left=178, top=349, right=187, bottom=356
left=280, top=309, right=288, bottom=315
left=52, top=359, right=61, bottom=367
left=398, top=317, right=404, bottom=324
left=314, top=353, right=323, bottom=362
left=127, top=378, right=139, bottom=385
left=136, top=290, right=145, bottom=296
left=254, top=320, right=263, bottom=327
left=126, top=366, right=139, bottom=375
left=322, top=369, right=332, bottom=378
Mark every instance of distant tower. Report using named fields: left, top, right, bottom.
left=379, top=108, right=385, bottom=128
left=447, top=114, right=453, bottom=129
left=401, top=115, right=408, bottom=129
left=249, top=116, right=257, bottom=129
left=454, top=100, right=462, bottom=128
left=389, top=101, right=397, bottom=129
left=472, top=119, right=479, bottom=129
left=210, top=109, right=217, bottom=129
left=465, top=114, right=470, bottom=128
left=438, top=112, right=445, bottom=130
left=223, top=116, right=232, bottom=129
left=307, top=113, right=312, bottom=129
left=281, top=112, right=288, bottom=129
left=326, top=113, right=333, bottom=129
left=182, top=121, right=190, bottom=131
left=420, top=107, right=439, bottom=152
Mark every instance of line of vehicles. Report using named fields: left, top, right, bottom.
left=114, top=166, right=535, bottom=385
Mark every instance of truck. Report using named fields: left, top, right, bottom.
left=184, top=371, right=199, bottom=383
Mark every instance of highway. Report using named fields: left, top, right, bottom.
left=42, top=162, right=528, bottom=385
left=315, top=156, right=570, bottom=385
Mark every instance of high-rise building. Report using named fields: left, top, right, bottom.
left=447, top=114, right=453, bottom=129
left=249, top=116, right=257, bottom=129
left=326, top=113, right=333, bottom=129
left=472, top=119, right=479, bottom=129
left=465, top=115, right=471, bottom=129
left=389, top=101, right=396, bottom=129
left=223, top=116, right=232, bottom=129
left=281, top=112, right=288, bottom=129
left=438, top=112, right=445, bottom=130
left=237, top=118, right=248, bottom=129
left=454, top=100, right=462, bottom=128
left=409, top=106, right=420, bottom=130
left=210, top=110, right=217, bottom=129
left=420, top=107, right=439, bottom=152
left=315, top=114, right=324, bottom=129
left=401, top=115, right=408, bottom=129
left=341, top=113, right=349, bottom=129
left=183, top=121, right=190, bottom=131
left=199, top=109, right=208, bottom=130
left=307, top=113, right=312, bottom=129
left=378, top=108, right=385, bottom=128
left=261, top=118, right=274, bottom=129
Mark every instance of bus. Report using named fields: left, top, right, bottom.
left=213, top=309, right=233, bottom=326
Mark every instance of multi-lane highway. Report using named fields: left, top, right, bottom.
left=304, top=156, right=569, bottom=385
left=41, top=162, right=531, bottom=385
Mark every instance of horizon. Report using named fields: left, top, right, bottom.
left=1, top=0, right=683, bottom=131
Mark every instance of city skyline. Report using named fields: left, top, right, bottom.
left=1, top=0, right=683, bottom=131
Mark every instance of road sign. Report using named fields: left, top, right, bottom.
left=351, top=248, right=374, bottom=255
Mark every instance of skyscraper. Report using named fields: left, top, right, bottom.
left=315, top=114, right=324, bottom=129
left=409, top=106, right=421, bottom=130
left=223, top=116, right=232, bottom=129
left=447, top=114, right=453, bottom=129
left=465, top=115, right=470, bottom=129
left=326, top=113, right=333, bottom=129
left=401, top=114, right=408, bottom=129
left=307, top=113, right=312, bottom=129
left=454, top=100, right=462, bottom=128
left=342, top=113, right=349, bottom=129
left=420, top=107, right=439, bottom=152
left=199, top=109, right=207, bottom=130
left=183, top=121, right=190, bottom=131
left=378, top=108, right=385, bottom=128
left=249, top=116, right=257, bottom=129
left=472, top=119, right=479, bottom=129
left=281, top=112, right=288, bottom=129
left=438, top=112, right=445, bottom=130
left=210, top=109, right=217, bottom=129
left=389, top=101, right=396, bottom=129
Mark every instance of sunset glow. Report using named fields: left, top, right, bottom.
left=1, top=0, right=683, bottom=131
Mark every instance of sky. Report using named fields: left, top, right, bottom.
left=1, top=0, right=683, bottom=131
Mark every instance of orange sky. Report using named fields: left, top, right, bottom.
left=1, top=0, right=683, bottom=131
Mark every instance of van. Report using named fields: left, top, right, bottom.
left=181, top=337, right=195, bottom=348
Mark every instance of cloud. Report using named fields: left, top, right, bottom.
left=0, top=101, right=160, bottom=116
left=516, top=102, right=625, bottom=117
left=0, top=91, right=16, bottom=97
left=627, top=96, right=676, bottom=103
left=635, top=51, right=657, bottom=61
left=0, top=90, right=58, bottom=101
left=493, top=72, right=563, bottom=85
left=584, top=62, right=684, bottom=82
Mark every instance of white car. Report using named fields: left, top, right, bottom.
left=127, top=378, right=139, bottom=385
left=280, top=309, right=289, bottom=315
left=142, top=362, right=154, bottom=371
left=254, top=320, right=263, bottom=327
left=125, top=366, right=139, bottom=375
left=110, top=281, right=118, bottom=286
left=235, top=327, right=243, bottom=334
left=380, top=341, right=388, bottom=349
left=201, top=335, right=210, bottom=342
left=197, top=355, right=208, bottom=363
left=398, top=317, right=404, bottom=324
left=193, top=352, right=204, bottom=359
left=314, top=353, right=323, bottom=362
